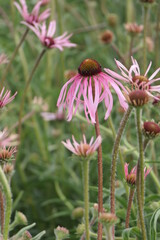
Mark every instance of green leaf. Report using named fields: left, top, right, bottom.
left=150, top=208, right=160, bottom=240
left=122, top=227, right=142, bottom=240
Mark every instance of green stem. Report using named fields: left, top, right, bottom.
left=136, top=108, right=147, bottom=240
left=82, top=160, right=90, bottom=240
left=0, top=189, right=4, bottom=234
left=106, top=227, right=113, bottom=240
left=155, top=4, right=160, bottom=68
left=110, top=106, right=132, bottom=238
left=95, top=111, right=103, bottom=240
left=143, top=6, right=149, bottom=73
left=18, top=49, right=46, bottom=136
left=126, top=0, right=134, bottom=22
left=125, top=188, right=135, bottom=228
left=0, top=167, right=12, bottom=240
left=0, top=28, right=29, bottom=89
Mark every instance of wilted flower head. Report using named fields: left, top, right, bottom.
left=57, top=58, right=128, bottom=123
left=0, top=87, right=17, bottom=108
left=24, top=20, right=76, bottom=51
left=124, top=163, right=151, bottom=187
left=143, top=121, right=160, bottom=139
left=0, top=54, right=8, bottom=65
left=54, top=226, right=69, bottom=240
left=14, top=0, right=50, bottom=25
left=124, top=23, right=143, bottom=35
left=62, top=134, right=102, bottom=159
left=105, top=57, right=160, bottom=102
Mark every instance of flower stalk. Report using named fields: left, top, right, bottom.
left=143, top=6, right=149, bottom=73
left=136, top=108, right=147, bottom=239
left=82, top=160, right=90, bottom=240
left=0, top=28, right=29, bottom=89
left=18, top=48, right=46, bottom=135
left=95, top=111, right=103, bottom=240
left=125, top=188, right=135, bottom=228
left=0, top=166, right=12, bottom=240
left=110, top=106, right=132, bottom=237
left=0, top=189, right=4, bottom=234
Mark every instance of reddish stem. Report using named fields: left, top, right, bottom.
left=95, top=111, right=103, bottom=240
left=125, top=188, right=135, bottom=228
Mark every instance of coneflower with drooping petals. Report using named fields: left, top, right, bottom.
left=104, top=57, right=160, bottom=101
left=14, top=0, right=50, bottom=25
left=124, top=163, right=151, bottom=187
left=23, top=21, right=76, bottom=51
left=62, top=134, right=102, bottom=159
left=0, top=87, right=17, bottom=108
left=57, top=58, right=128, bottom=123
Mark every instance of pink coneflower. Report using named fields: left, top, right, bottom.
left=104, top=57, right=160, bottom=100
left=62, top=135, right=102, bottom=158
left=124, top=163, right=151, bottom=186
left=23, top=21, right=76, bottom=51
left=14, top=0, right=50, bottom=25
left=57, top=58, right=128, bottom=123
left=0, top=54, right=8, bottom=65
left=0, top=87, right=17, bottom=108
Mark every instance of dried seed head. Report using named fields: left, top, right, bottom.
left=72, top=207, right=84, bottom=219
left=78, top=59, right=102, bottom=76
left=107, top=14, right=118, bottom=27
left=125, top=90, right=149, bottom=107
left=101, top=30, right=114, bottom=44
left=99, top=213, right=119, bottom=228
left=143, top=121, right=160, bottom=139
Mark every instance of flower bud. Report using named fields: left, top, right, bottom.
left=76, top=223, right=85, bottom=235
left=72, top=207, right=84, bottom=219
left=99, top=213, right=119, bottom=228
left=14, top=211, right=28, bottom=226
left=100, top=30, right=114, bottom=44
left=21, top=231, right=32, bottom=240
left=54, top=226, right=69, bottom=240
left=107, top=14, right=118, bottom=27
left=3, top=163, right=14, bottom=175
left=125, top=90, right=149, bottom=107
left=143, top=121, right=160, bottom=139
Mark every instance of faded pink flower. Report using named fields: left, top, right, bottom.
left=0, top=54, right=8, bottom=65
left=0, top=87, right=17, bottom=108
left=124, top=163, right=151, bottom=186
left=104, top=57, right=160, bottom=100
left=57, top=58, right=128, bottom=123
left=23, top=21, right=76, bottom=51
left=62, top=135, right=102, bottom=158
left=124, top=23, right=143, bottom=34
left=14, top=0, right=50, bottom=25
left=41, top=107, right=65, bottom=121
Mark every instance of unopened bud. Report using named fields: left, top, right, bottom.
left=15, top=211, right=28, bottom=226
left=54, top=226, right=69, bottom=240
left=72, top=207, right=84, bottom=219
left=100, top=30, right=114, bottom=44
left=76, top=223, right=85, bottom=235
left=99, top=213, right=119, bottom=228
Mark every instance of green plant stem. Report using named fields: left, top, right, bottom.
left=125, top=188, right=135, bottom=228
left=82, top=160, right=90, bottom=240
left=129, top=36, right=134, bottom=64
left=0, top=28, right=29, bottom=89
left=0, top=189, right=4, bottom=234
left=110, top=106, right=132, bottom=237
left=106, top=227, right=113, bottom=240
left=143, top=6, right=149, bottom=73
left=95, top=111, right=103, bottom=240
left=108, top=116, right=129, bottom=197
left=155, top=3, right=160, bottom=68
left=136, top=108, right=147, bottom=240
left=126, top=0, right=134, bottom=22
left=90, top=231, right=136, bottom=240
left=0, top=167, right=12, bottom=240
left=18, top=49, right=46, bottom=136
